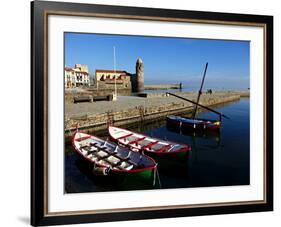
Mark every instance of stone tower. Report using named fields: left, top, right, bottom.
left=135, top=58, right=144, bottom=93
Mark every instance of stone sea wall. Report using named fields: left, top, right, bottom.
left=144, top=84, right=181, bottom=90
left=65, top=92, right=244, bottom=133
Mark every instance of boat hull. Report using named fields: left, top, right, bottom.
left=144, top=148, right=188, bottom=159
left=111, top=167, right=156, bottom=184
left=166, top=116, right=221, bottom=132
left=72, top=131, right=157, bottom=185
left=108, top=126, right=191, bottom=159
left=74, top=154, right=158, bottom=189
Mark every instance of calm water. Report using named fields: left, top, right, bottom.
left=65, top=98, right=249, bottom=193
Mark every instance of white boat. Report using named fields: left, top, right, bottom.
left=108, top=126, right=191, bottom=158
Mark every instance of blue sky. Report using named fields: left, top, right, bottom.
left=65, top=32, right=250, bottom=90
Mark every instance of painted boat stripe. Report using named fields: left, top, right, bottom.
left=116, top=133, right=133, bottom=140
left=143, top=141, right=159, bottom=149
left=75, top=135, right=91, bottom=142
left=128, top=137, right=146, bottom=144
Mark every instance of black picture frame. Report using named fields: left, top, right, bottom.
left=31, top=0, right=273, bottom=226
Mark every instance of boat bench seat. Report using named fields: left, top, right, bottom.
left=80, top=145, right=89, bottom=149
left=97, top=155, right=111, bottom=161
left=112, top=160, right=123, bottom=167
left=122, top=158, right=138, bottom=167
left=81, top=146, right=99, bottom=155
left=128, top=161, right=138, bottom=167
left=96, top=151, right=110, bottom=158
left=85, top=143, right=112, bottom=155
left=114, top=161, right=134, bottom=171
left=86, top=141, right=139, bottom=169
left=111, top=157, right=138, bottom=168
left=106, top=156, right=120, bottom=165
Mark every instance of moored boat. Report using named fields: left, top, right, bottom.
left=72, top=131, right=157, bottom=181
left=108, top=126, right=191, bottom=158
left=167, top=115, right=221, bottom=132
left=166, top=63, right=228, bottom=134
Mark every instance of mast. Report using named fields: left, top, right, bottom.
left=192, top=62, right=208, bottom=118
left=113, top=46, right=117, bottom=99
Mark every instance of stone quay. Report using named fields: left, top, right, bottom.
left=64, top=91, right=249, bottom=134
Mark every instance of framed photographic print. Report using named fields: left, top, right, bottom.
left=31, top=0, right=273, bottom=226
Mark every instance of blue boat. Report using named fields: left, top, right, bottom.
left=166, top=63, right=228, bottom=133
left=166, top=115, right=221, bottom=132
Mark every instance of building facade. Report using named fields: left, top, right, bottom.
left=95, top=69, right=132, bottom=90
left=64, top=64, right=90, bottom=88
left=64, top=67, right=76, bottom=88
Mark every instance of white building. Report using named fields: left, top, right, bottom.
left=64, top=67, right=76, bottom=88
left=64, top=64, right=90, bottom=88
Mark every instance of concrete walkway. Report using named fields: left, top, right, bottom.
left=65, top=94, right=196, bottom=117
left=65, top=92, right=245, bottom=118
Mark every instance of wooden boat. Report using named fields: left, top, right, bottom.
left=166, top=122, right=221, bottom=144
left=108, top=126, right=191, bottom=158
left=166, top=63, right=228, bottom=133
left=72, top=131, right=157, bottom=180
left=167, top=115, right=221, bottom=131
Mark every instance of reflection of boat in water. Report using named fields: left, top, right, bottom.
left=72, top=131, right=157, bottom=183
left=108, top=126, right=191, bottom=159
left=166, top=122, right=221, bottom=143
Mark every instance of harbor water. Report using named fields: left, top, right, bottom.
left=65, top=98, right=249, bottom=193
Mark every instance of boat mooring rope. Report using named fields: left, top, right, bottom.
left=156, top=167, right=162, bottom=188
left=153, top=165, right=161, bottom=188
left=153, top=166, right=157, bottom=186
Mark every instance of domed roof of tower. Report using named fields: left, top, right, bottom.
left=136, top=58, right=143, bottom=64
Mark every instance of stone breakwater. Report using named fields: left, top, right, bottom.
left=65, top=91, right=248, bottom=133
left=144, top=84, right=181, bottom=90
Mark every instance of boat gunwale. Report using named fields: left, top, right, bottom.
left=167, top=115, right=221, bottom=124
